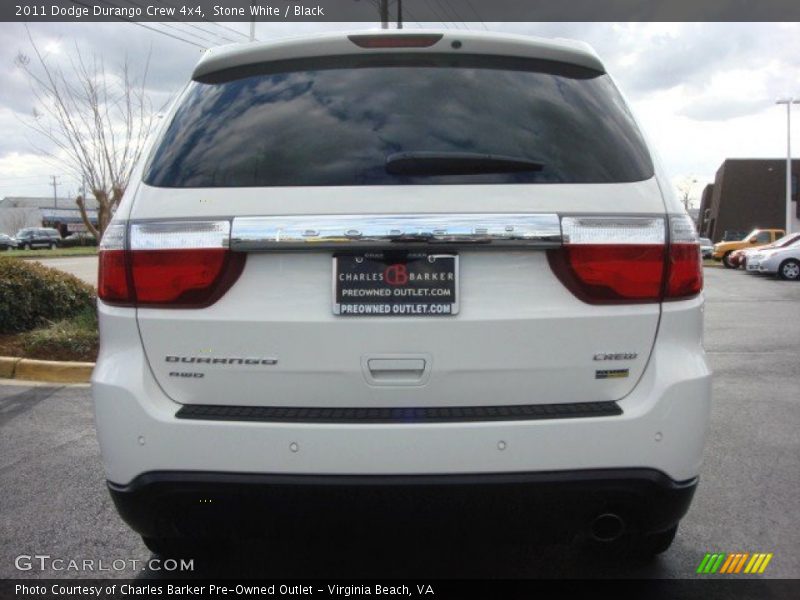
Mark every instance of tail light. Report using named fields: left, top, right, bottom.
left=548, top=215, right=702, bottom=304
left=665, top=214, right=703, bottom=300
left=97, top=223, right=131, bottom=304
left=98, top=221, right=245, bottom=308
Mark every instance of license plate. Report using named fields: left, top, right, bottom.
left=333, top=253, right=458, bottom=316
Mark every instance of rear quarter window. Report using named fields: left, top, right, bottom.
left=145, top=54, right=654, bottom=188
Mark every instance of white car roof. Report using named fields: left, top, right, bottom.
left=192, top=30, right=605, bottom=81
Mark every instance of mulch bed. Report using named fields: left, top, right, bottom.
left=0, top=333, right=97, bottom=362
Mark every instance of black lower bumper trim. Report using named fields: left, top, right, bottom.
left=175, top=401, right=622, bottom=423
left=108, top=469, right=697, bottom=540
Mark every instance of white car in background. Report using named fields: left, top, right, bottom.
left=745, top=233, right=800, bottom=274
left=753, top=241, right=800, bottom=280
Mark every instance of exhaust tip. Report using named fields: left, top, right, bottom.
left=590, top=513, right=625, bottom=542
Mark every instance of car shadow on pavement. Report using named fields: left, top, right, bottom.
left=135, top=532, right=671, bottom=579
left=0, top=385, right=62, bottom=427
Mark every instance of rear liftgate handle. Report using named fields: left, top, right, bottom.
left=362, top=355, right=432, bottom=386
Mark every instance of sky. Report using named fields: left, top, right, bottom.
left=0, top=21, right=799, bottom=206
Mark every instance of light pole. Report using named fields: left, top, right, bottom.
left=50, top=175, right=59, bottom=209
left=776, top=98, right=799, bottom=234
left=379, top=0, right=389, bottom=28
left=249, top=1, right=256, bottom=41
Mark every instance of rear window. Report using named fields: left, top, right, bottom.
left=145, top=54, right=654, bottom=187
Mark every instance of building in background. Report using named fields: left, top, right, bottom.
left=697, top=184, right=714, bottom=230
left=697, top=159, right=799, bottom=242
left=0, top=196, right=98, bottom=236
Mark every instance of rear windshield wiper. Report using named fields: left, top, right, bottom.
left=385, top=151, right=545, bottom=177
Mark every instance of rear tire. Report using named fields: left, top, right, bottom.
left=778, top=259, right=800, bottom=281
left=722, top=252, right=735, bottom=269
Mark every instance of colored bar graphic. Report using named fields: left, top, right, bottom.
left=745, top=554, right=761, bottom=573
left=696, top=552, right=711, bottom=573
left=710, top=554, right=725, bottom=573
left=719, top=553, right=736, bottom=573
left=697, top=552, right=772, bottom=575
left=750, top=554, right=766, bottom=573
left=696, top=553, right=713, bottom=574
left=734, top=553, right=750, bottom=573
left=758, top=554, right=773, bottom=573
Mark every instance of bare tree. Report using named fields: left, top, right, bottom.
left=15, top=28, right=154, bottom=237
left=676, top=176, right=698, bottom=211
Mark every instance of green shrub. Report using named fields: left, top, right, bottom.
left=20, top=308, right=98, bottom=362
left=0, top=259, right=96, bottom=334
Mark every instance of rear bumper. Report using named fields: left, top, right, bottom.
left=92, top=298, right=712, bottom=485
left=108, top=468, right=697, bottom=540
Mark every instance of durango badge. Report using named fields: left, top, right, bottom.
left=165, top=356, right=277, bottom=366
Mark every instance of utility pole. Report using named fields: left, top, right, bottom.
left=50, top=175, right=59, bottom=209
left=397, top=0, right=403, bottom=28
left=379, top=0, right=389, bottom=28
left=776, top=98, right=799, bottom=235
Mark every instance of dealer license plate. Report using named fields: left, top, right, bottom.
left=333, top=253, right=458, bottom=316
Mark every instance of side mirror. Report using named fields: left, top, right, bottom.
left=750, top=238, right=759, bottom=244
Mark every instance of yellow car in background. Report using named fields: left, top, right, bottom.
left=713, top=228, right=785, bottom=268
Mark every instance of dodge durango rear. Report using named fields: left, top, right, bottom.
left=92, top=30, right=711, bottom=558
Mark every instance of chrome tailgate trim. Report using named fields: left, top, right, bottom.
left=230, top=213, right=562, bottom=251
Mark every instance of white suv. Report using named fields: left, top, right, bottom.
left=92, top=31, right=710, bottom=556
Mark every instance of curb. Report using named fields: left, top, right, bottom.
left=0, top=356, right=94, bottom=384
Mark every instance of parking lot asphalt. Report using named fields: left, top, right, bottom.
left=33, top=256, right=98, bottom=287
left=0, top=267, right=798, bottom=580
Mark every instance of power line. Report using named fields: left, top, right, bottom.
left=428, top=0, right=459, bottom=29
left=153, top=0, right=255, bottom=42
left=127, top=0, right=242, bottom=44
left=157, top=0, right=253, bottom=40
left=205, top=22, right=251, bottom=41
left=101, top=0, right=225, bottom=46
left=170, top=19, right=239, bottom=44
left=463, top=0, right=489, bottom=30
left=69, top=0, right=205, bottom=48
left=436, top=0, right=469, bottom=30
left=161, top=21, right=234, bottom=45
left=392, top=0, right=423, bottom=28
left=111, top=0, right=246, bottom=47
left=421, top=0, right=450, bottom=28
left=121, top=21, right=206, bottom=49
